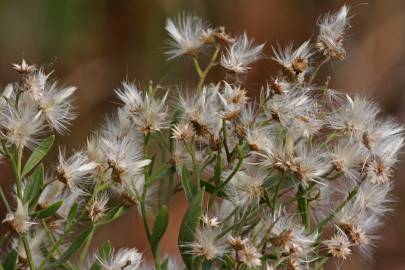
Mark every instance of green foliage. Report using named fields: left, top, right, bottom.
left=150, top=205, right=170, bottom=252
left=22, top=135, right=55, bottom=177
left=179, top=191, right=203, bottom=269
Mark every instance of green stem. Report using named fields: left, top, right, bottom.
left=38, top=222, right=80, bottom=270
left=313, top=187, right=358, bottom=234
left=13, top=145, right=24, bottom=199
left=219, top=146, right=244, bottom=189
left=141, top=134, right=161, bottom=270
left=186, top=143, right=200, bottom=191
left=192, top=57, right=203, bottom=78
left=222, top=119, right=231, bottom=161
left=9, top=145, right=36, bottom=270
left=308, top=56, right=330, bottom=84
left=271, top=177, right=282, bottom=212
left=22, top=233, right=37, bottom=270
left=191, top=45, right=221, bottom=91
left=297, top=184, right=310, bottom=232
left=79, top=225, right=96, bottom=267
left=0, top=186, right=11, bottom=212
left=196, top=45, right=221, bottom=91
left=208, top=146, right=243, bottom=209
left=41, top=220, right=76, bottom=270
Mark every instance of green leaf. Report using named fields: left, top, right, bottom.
left=150, top=205, right=169, bottom=252
left=296, top=184, right=309, bottom=230
left=66, top=202, right=78, bottom=229
left=88, top=263, right=101, bottom=270
left=45, top=227, right=93, bottom=270
left=88, top=241, right=111, bottom=270
left=201, top=180, right=225, bottom=198
left=161, top=258, right=169, bottom=270
left=97, top=206, right=126, bottom=225
left=149, top=164, right=176, bottom=183
left=178, top=191, right=203, bottom=269
left=213, top=153, right=222, bottom=186
left=33, top=201, right=63, bottom=219
left=22, top=135, right=55, bottom=177
left=181, top=167, right=196, bottom=202
left=100, top=241, right=112, bottom=259
left=148, top=154, right=157, bottom=176
left=24, top=164, right=44, bottom=211
left=2, top=250, right=17, bottom=270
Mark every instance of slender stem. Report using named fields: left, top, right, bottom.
left=141, top=134, right=161, bottom=270
left=196, top=45, right=221, bottom=91
left=192, top=57, right=203, bottom=78
left=308, top=56, right=330, bottom=84
left=271, top=177, right=282, bottom=212
left=22, top=233, right=37, bottom=270
left=207, top=148, right=243, bottom=209
left=185, top=143, right=200, bottom=191
left=38, top=223, right=77, bottom=270
left=222, top=119, right=231, bottom=161
left=13, top=145, right=24, bottom=199
left=9, top=145, right=36, bottom=270
left=219, top=147, right=244, bottom=189
left=152, top=249, right=161, bottom=270
left=0, top=186, right=11, bottom=212
left=41, top=220, right=76, bottom=270
left=76, top=176, right=102, bottom=267
left=79, top=225, right=96, bottom=267
left=313, top=187, right=358, bottom=234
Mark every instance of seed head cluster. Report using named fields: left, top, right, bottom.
left=0, top=5, right=403, bottom=270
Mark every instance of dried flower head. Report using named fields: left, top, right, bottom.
left=87, top=193, right=109, bottom=222
left=172, top=122, right=195, bottom=141
left=323, top=227, right=352, bottom=260
left=37, top=82, right=77, bottom=133
left=272, top=40, right=314, bottom=82
left=317, top=5, right=350, bottom=60
left=239, top=243, right=262, bottom=267
left=2, top=198, right=33, bottom=233
left=12, top=59, right=36, bottom=74
left=187, top=226, right=226, bottom=260
left=221, top=32, right=264, bottom=73
left=97, top=248, right=143, bottom=270
left=56, top=149, right=97, bottom=192
left=165, top=13, right=207, bottom=59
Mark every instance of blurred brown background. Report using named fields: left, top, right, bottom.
left=0, top=0, right=404, bottom=269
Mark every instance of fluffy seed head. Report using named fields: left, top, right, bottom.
left=221, top=32, right=264, bottom=73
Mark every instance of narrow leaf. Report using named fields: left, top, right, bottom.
left=178, top=191, right=203, bottom=269
left=100, top=240, right=112, bottom=259
left=213, top=153, right=222, bottom=186
left=45, top=227, right=93, bottom=269
left=66, top=202, right=78, bottom=229
left=150, top=205, right=169, bottom=252
left=2, top=250, right=17, bottom=270
left=297, top=184, right=309, bottom=229
left=89, top=263, right=101, bottom=270
left=201, top=180, right=225, bottom=197
left=24, top=164, right=44, bottom=210
left=150, top=164, right=176, bottom=183
left=181, top=167, right=196, bottom=202
left=97, top=206, right=126, bottom=225
left=34, top=201, right=63, bottom=219
left=161, top=258, right=169, bottom=270
left=22, top=135, right=55, bottom=177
